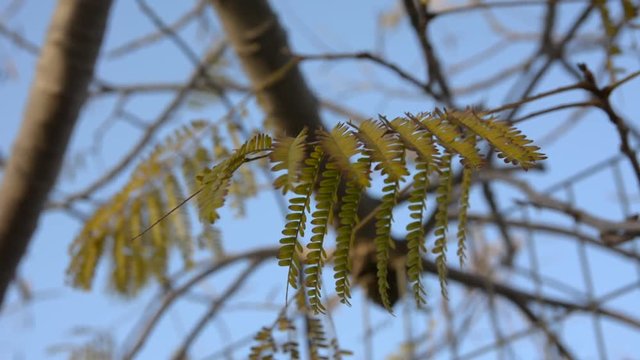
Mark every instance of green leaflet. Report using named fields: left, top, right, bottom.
left=163, top=173, right=193, bottom=268
left=320, top=123, right=371, bottom=306
left=356, top=119, right=407, bottom=310
left=447, top=110, right=546, bottom=169
left=182, top=146, right=211, bottom=195
left=319, top=124, right=370, bottom=188
left=387, top=117, right=440, bottom=306
left=595, top=0, right=616, bottom=38
left=67, top=228, right=106, bottom=291
left=146, top=189, right=168, bottom=280
left=111, top=216, right=128, bottom=293
left=387, top=117, right=439, bottom=164
left=198, top=224, right=224, bottom=259
left=405, top=159, right=430, bottom=306
left=128, top=198, right=148, bottom=291
left=196, top=163, right=228, bottom=224
left=271, top=128, right=308, bottom=194
left=248, top=327, right=276, bottom=360
left=109, top=200, right=149, bottom=297
left=356, top=120, right=408, bottom=181
left=197, top=133, right=272, bottom=223
left=333, top=179, right=363, bottom=305
left=457, top=163, right=473, bottom=267
left=374, top=178, right=400, bottom=311
left=228, top=165, right=259, bottom=217
left=413, top=112, right=484, bottom=169
left=278, top=146, right=324, bottom=298
left=433, top=151, right=454, bottom=299
left=305, top=162, right=341, bottom=314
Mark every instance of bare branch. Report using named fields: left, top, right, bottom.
left=294, top=51, right=432, bottom=97
left=51, top=42, right=227, bottom=208
left=479, top=171, right=640, bottom=239
left=434, top=0, right=590, bottom=18
left=172, top=262, right=259, bottom=360
left=107, top=0, right=208, bottom=58
left=0, top=21, right=38, bottom=54
left=578, top=63, right=640, bottom=189
left=122, top=247, right=277, bottom=360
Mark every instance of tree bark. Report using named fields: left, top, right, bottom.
left=209, top=0, right=322, bottom=136
left=0, top=0, right=113, bottom=308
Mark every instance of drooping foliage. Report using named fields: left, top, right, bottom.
left=271, top=128, right=309, bottom=194
left=457, top=152, right=473, bottom=268
left=305, top=159, right=341, bottom=314
left=446, top=110, right=545, bottom=169
left=276, top=145, right=323, bottom=302
left=320, top=125, right=370, bottom=306
left=387, top=117, right=439, bottom=306
left=197, top=133, right=272, bottom=223
left=352, top=120, right=408, bottom=310
left=432, top=150, right=454, bottom=299
left=69, top=109, right=545, bottom=309
left=66, top=121, right=262, bottom=295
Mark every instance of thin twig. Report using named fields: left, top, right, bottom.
left=578, top=64, right=640, bottom=189
left=122, top=248, right=277, bottom=360
left=434, top=0, right=590, bottom=18
left=107, top=0, right=207, bottom=58
left=486, top=82, right=582, bottom=115
left=295, top=51, right=431, bottom=96
left=0, top=21, right=38, bottom=54
left=172, top=262, right=259, bottom=360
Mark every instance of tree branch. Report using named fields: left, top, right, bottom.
left=0, top=0, right=114, bottom=308
left=479, top=171, right=640, bottom=240
left=107, top=0, right=208, bottom=58
left=122, top=247, right=277, bottom=360
left=172, top=261, right=259, bottom=360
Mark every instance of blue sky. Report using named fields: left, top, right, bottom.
left=1, top=0, right=640, bottom=359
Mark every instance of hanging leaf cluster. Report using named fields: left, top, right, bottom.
left=69, top=109, right=545, bottom=310
left=270, top=109, right=544, bottom=311
left=66, top=120, right=259, bottom=295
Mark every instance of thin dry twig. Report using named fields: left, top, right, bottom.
left=122, top=248, right=277, bottom=360
left=295, top=51, right=431, bottom=96
left=172, top=262, right=259, bottom=360
left=107, top=0, right=208, bottom=58
left=480, top=171, right=640, bottom=238
left=578, top=64, right=640, bottom=190
left=434, top=0, right=590, bottom=18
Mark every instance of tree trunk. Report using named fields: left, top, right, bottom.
left=209, top=0, right=322, bottom=136
left=0, top=0, right=114, bottom=308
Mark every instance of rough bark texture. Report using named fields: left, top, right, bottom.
left=209, top=0, right=400, bottom=307
left=0, top=0, right=113, bottom=307
left=209, top=0, right=322, bottom=136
